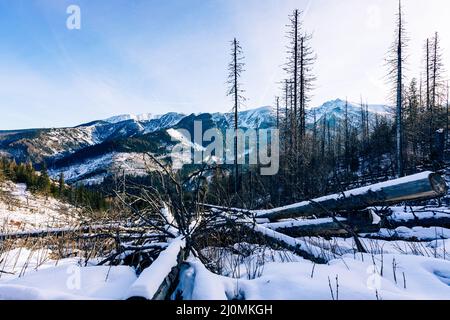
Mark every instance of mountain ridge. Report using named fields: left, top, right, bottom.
left=0, top=99, right=392, bottom=185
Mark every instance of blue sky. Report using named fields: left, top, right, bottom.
left=0, top=0, right=449, bottom=129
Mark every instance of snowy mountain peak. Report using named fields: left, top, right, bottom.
left=305, top=99, right=392, bottom=127
left=209, top=106, right=275, bottom=130
left=311, top=99, right=391, bottom=116
left=104, top=113, right=155, bottom=124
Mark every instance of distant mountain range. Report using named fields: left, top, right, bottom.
left=306, top=99, right=391, bottom=127
left=0, top=99, right=391, bottom=185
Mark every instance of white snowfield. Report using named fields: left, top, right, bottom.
left=1, top=238, right=450, bottom=300
left=179, top=253, right=450, bottom=300
left=0, top=182, right=79, bottom=233
left=0, top=249, right=137, bottom=300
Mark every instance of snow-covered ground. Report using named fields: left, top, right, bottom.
left=0, top=248, right=136, bottom=299
left=178, top=251, right=450, bottom=300
left=0, top=182, right=78, bottom=233
left=1, top=180, right=449, bottom=300
left=1, top=236, right=449, bottom=300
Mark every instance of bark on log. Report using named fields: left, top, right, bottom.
left=262, top=214, right=380, bottom=238
left=385, top=216, right=450, bottom=229
left=0, top=224, right=122, bottom=241
left=256, top=172, right=447, bottom=221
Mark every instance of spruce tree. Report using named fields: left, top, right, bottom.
left=37, top=163, right=51, bottom=194
left=58, top=172, right=65, bottom=196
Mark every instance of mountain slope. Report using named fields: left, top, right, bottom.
left=0, top=113, right=185, bottom=163
left=0, top=99, right=392, bottom=185
left=0, top=182, right=78, bottom=233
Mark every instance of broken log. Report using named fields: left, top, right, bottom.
left=262, top=214, right=380, bottom=238
left=218, top=212, right=329, bottom=263
left=126, top=236, right=187, bottom=300
left=0, top=224, right=124, bottom=241
left=256, top=172, right=447, bottom=221
left=242, top=221, right=329, bottom=263
left=262, top=218, right=349, bottom=237
left=385, top=216, right=450, bottom=229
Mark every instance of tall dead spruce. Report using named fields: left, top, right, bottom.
left=227, top=38, right=246, bottom=197
left=386, top=0, right=407, bottom=177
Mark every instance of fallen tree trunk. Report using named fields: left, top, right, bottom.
left=0, top=224, right=124, bottom=241
left=217, top=212, right=330, bottom=263
left=126, top=236, right=187, bottom=300
left=263, top=218, right=350, bottom=237
left=256, top=172, right=447, bottom=221
left=242, top=221, right=329, bottom=263
left=262, top=215, right=380, bottom=238
left=385, top=216, right=450, bottom=229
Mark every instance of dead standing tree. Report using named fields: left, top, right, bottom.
left=282, top=9, right=316, bottom=198
left=227, top=38, right=246, bottom=197
left=386, top=0, right=408, bottom=178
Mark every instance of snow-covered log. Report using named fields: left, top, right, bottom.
left=256, top=172, right=447, bottom=221
left=262, top=216, right=380, bottom=237
left=361, top=226, right=450, bottom=242
left=243, top=221, right=329, bottom=263
left=387, top=216, right=450, bottom=229
left=208, top=211, right=332, bottom=263
left=126, top=236, right=187, bottom=300
left=0, top=224, right=123, bottom=241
